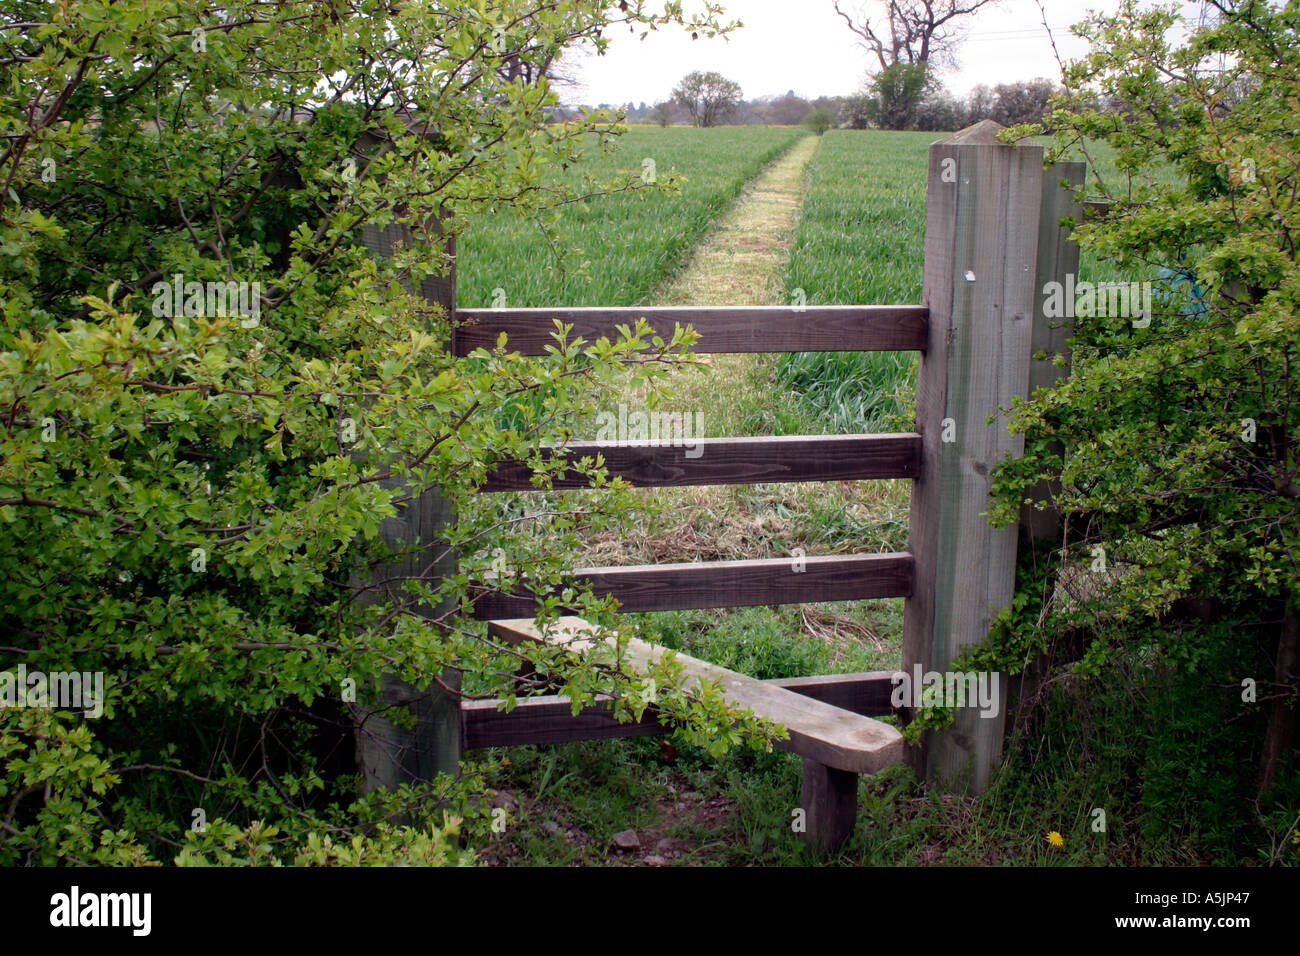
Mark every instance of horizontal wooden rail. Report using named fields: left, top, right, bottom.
left=452, top=305, right=928, bottom=355
left=471, top=552, right=913, bottom=619
left=461, top=670, right=904, bottom=750
left=481, top=433, right=922, bottom=491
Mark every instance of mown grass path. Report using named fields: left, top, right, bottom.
left=648, top=133, right=820, bottom=420
left=656, top=133, right=819, bottom=308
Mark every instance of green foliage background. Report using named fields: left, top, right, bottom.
left=977, top=0, right=1299, bottom=827
left=0, top=0, right=787, bottom=866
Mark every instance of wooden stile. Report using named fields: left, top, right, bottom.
left=324, top=116, right=1080, bottom=853
left=487, top=616, right=902, bottom=848
left=486, top=616, right=902, bottom=774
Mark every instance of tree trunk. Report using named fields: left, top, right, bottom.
left=1257, top=598, right=1299, bottom=794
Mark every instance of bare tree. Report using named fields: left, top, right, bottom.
left=833, top=0, right=1000, bottom=71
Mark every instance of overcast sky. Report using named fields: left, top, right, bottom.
left=566, top=0, right=1209, bottom=105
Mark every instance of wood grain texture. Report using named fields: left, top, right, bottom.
left=1007, top=163, right=1085, bottom=740
left=480, top=433, right=921, bottom=491
left=1020, top=161, right=1084, bottom=542
left=460, top=671, right=904, bottom=749
left=451, top=305, right=928, bottom=355
left=903, top=122, right=1043, bottom=792
left=801, top=758, right=859, bottom=854
left=485, top=617, right=904, bottom=774
left=470, top=552, right=914, bottom=619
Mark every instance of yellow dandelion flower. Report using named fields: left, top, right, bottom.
left=1047, top=831, right=1064, bottom=848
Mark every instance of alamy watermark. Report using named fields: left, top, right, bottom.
left=890, top=665, right=1000, bottom=718
left=151, top=273, right=261, bottom=328
left=50, top=886, right=150, bottom=936
left=1042, top=274, right=1153, bottom=328
left=594, top=402, right=704, bottom=458
left=0, top=665, right=105, bottom=718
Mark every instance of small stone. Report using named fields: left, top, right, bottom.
left=656, top=837, right=685, bottom=853
left=541, top=820, right=561, bottom=836
left=643, top=855, right=668, bottom=867
left=612, top=829, right=641, bottom=850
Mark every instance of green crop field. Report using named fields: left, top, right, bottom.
left=775, top=129, right=934, bottom=434
left=456, top=125, right=805, bottom=308
left=784, top=129, right=932, bottom=307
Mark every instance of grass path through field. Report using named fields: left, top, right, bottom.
left=649, top=133, right=819, bottom=417
left=656, top=133, right=818, bottom=308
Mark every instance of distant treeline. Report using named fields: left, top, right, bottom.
left=554, top=78, right=1068, bottom=132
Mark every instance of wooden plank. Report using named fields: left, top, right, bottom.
left=470, top=552, right=914, bottom=619
left=903, top=119, right=1042, bottom=792
left=480, top=433, right=921, bottom=491
left=452, top=305, right=928, bottom=355
left=902, top=128, right=963, bottom=782
left=461, top=695, right=665, bottom=749
left=801, top=758, right=859, bottom=854
left=486, top=617, right=904, bottom=774
left=773, top=671, right=902, bottom=717
left=460, top=671, right=903, bottom=749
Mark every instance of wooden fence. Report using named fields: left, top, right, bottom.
left=352, top=119, right=1084, bottom=853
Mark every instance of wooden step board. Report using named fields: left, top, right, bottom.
left=486, top=616, right=903, bottom=775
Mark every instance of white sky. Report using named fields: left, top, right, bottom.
left=566, top=0, right=1209, bottom=105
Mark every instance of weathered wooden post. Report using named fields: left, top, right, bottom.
left=348, top=120, right=462, bottom=798
left=800, top=759, right=858, bottom=854
left=902, top=120, right=1044, bottom=792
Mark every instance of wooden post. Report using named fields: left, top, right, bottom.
left=350, top=479, right=460, bottom=792
left=902, top=120, right=1044, bottom=793
left=349, top=123, right=461, bottom=795
left=801, top=759, right=858, bottom=855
